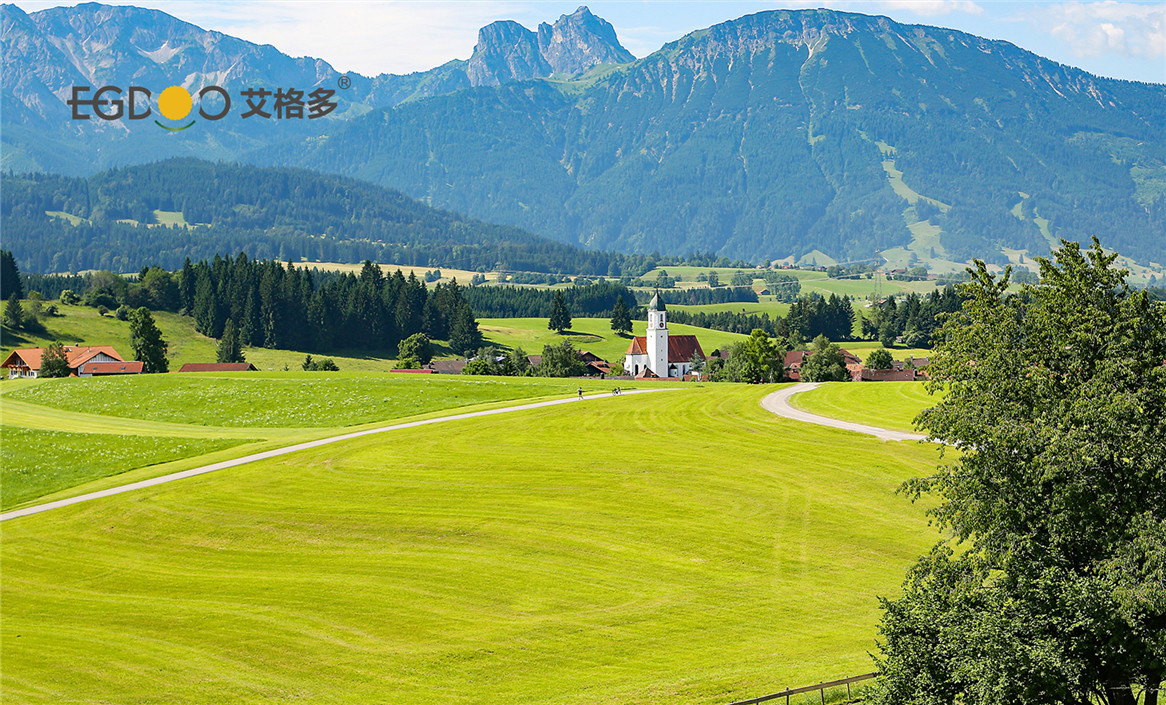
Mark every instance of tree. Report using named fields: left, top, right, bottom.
left=397, top=332, right=433, bottom=368
left=448, top=302, right=482, bottom=356
left=707, top=270, right=720, bottom=287
left=799, top=335, right=848, bottom=382
left=39, top=342, right=70, bottom=378
left=302, top=354, right=338, bottom=371
left=535, top=340, right=585, bottom=377
left=548, top=290, right=572, bottom=333
left=1, top=250, right=23, bottom=300
left=463, top=346, right=502, bottom=375
left=872, top=239, right=1166, bottom=705
left=865, top=347, right=894, bottom=370
left=610, top=296, right=632, bottom=336
left=738, top=329, right=780, bottom=383
left=216, top=318, right=245, bottom=364
left=129, top=307, right=169, bottom=373
left=503, top=346, right=530, bottom=376
left=59, top=289, right=80, bottom=305
left=3, top=292, right=24, bottom=330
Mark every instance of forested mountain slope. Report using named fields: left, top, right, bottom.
left=255, top=9, right=1164, bottom=264
left=0, top=160, right=620, bottom=274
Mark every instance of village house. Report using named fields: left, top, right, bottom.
left=1, top=345, right=133, bottom=379
left=623, top=292, right=705, bottom=379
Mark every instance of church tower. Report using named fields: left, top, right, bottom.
left=647, top=291, right=669, bottom=376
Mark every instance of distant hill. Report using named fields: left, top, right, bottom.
left=0, top=159, right=621, bottom=274
left=2, top=3, right=1163, bottom=267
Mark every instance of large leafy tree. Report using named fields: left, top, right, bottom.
left=535, top=340, right=585, bottom=378
left=799, top=334, right=849, bottom=382
left=39, top=342, right=70, bottom=378
left=129, top=307, right=169, bottom=373
left=873, top=239, right=1166, bottom=705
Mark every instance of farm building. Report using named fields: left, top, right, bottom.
left=1, top=346, right=132, bottom=379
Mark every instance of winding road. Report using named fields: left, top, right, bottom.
left=0, top=389, right=671, bottom=523
left=761, top=382, right=932, bottom=442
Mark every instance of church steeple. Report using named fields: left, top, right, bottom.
left=647, top=289, right=668, bottom=376
left=648, top=290, right=667, bottom=330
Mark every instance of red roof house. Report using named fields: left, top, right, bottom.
left=81, top=361, right=145, bottom=376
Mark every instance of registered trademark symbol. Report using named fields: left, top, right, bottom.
left=337, top=75, right=351, bottom=90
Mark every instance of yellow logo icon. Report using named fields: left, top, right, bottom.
left=155, top=86, right=194, bottom=130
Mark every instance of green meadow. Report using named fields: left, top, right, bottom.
left=4, top=372, right=632, bottom=429
left=789, top=381, right=941, bottom=433
left=0, top=374, right=639, bottom=510
left=1, top=380, right=942, bottom=704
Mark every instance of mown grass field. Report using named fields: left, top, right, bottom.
left=4, top=372, right=629, bottom=429
left=478, top=317, right=748, bottom=360
left=789, top=381, right=942, bottom=433
left=0, top=374, right=648, bottom=511
left=1, top=382, right=942, bottom=704
left=0, top=426, right=247, bottom=509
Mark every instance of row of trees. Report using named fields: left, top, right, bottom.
left=179, top=255, right=482, bottom=355
left=862, top=286, right=963, bottom=348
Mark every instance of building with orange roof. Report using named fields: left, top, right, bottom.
left=1, top=345, right=128, bottom=379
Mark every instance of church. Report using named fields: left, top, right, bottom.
left=623, top=292, right=706, bottom=379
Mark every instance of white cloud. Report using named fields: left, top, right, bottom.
left=1034, top=2, right=1165, bottom=59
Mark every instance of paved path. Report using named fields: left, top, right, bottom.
left=1, top=389, right=670, bottom=523
left=761, top=383, right=932, bottom=442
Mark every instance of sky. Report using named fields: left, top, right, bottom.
left=12, top=0, right=1166, bottom=83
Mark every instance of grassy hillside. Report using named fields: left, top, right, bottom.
left=789, top=381, right=942, bottom=432
left=0, top=303, right=401, bottom=372
left=479, top=317, right=748, bottom=361
left=1, top=383, right=942, bottom=703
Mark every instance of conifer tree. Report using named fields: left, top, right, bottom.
left=449, top=302, right=482, bottom=356
left=129, top=307, right=169, bottom=373
left=610, top=296, right=631, bottom=336
left=216, top=318, right=244, bottom=364
left=3, top=292, right=24, bottom=330
left=1, top=250, right=24, bottom=300
left=548, top=290, right=572, bottom=333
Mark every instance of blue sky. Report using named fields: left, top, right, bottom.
left=13, top=1, right=1166, bottom=83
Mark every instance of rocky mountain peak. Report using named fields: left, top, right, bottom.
left=467, top=6, right=632, bottom=86
left=537, top=6, right=634, bottom=75
left=467, top=19, right=551, bottom=86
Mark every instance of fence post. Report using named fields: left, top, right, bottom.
left=820, top=683, right=825, bottom=705
left=847, top=683, right=852, bottom=702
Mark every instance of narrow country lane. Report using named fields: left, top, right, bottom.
left=761, top=383, right=932, bottom=443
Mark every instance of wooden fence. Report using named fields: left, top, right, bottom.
left=728, top=672, right=878, bottom=705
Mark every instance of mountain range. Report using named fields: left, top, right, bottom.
left=2, top=2, right=1163, bottom=269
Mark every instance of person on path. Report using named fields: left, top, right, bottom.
left=578, top=387, right=584, bottom=400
